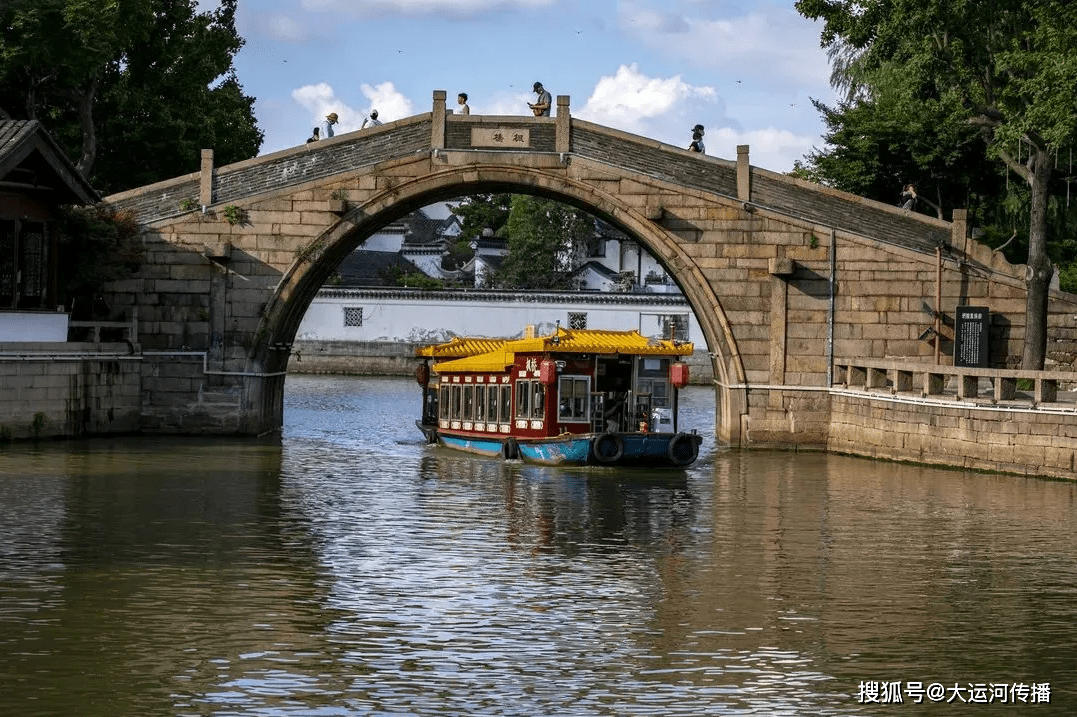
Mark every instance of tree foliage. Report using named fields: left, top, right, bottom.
left=0, top=0, right=262, bottom=194
left=796, top=0, right=1077, bottom=368
left=56, top=204, right=143, bottom=305
left=486, top=195, right=594, bottom=291
left=794, top=96, right=1005, bottom=221
left=450, top=194, right=513, bottom=241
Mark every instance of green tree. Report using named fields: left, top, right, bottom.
left=56, top=204, right=143, bottom=306
left=0, top=0, right=261, bottom=194
left=450, top=194, right=512, bottom=241
left=794, top=96, right=1005, bottom=221
left=797, top=0, right=1077, bottom=369
left=487, top=195, right=594, bottom=290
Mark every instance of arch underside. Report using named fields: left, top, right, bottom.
left=259, top=164, right=744, bottom=390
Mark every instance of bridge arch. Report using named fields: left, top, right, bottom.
left=256, top=163, right=747, bottom=433
left=101, top=92, right=1043, bottom=452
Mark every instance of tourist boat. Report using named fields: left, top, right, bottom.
left=414, top=327, right=702, bottom=467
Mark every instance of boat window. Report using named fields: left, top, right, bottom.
left=475, top=384, right=486, bottom=421
left=637, top=358, right=671, bottom=408
left=515, top=381, right=530, bottom=419
left=463, top=385, right=474, bottom=420
left=531, top=382, right=545, bottom=419
left=439, top=385, right=449, bottom=419
left=558, top=376, right=590, bottom=421
left=652, top=379, right=669, bottom=408
left=451, top=385, right=462, bottom=419
left=486, top=385, right=499, bottom=423
left=637, top=357, right=670, bottom=378
left=499, top=385, right=512, bottom=423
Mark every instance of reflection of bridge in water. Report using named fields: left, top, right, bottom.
left=97, top=90, right=1077, bottom=474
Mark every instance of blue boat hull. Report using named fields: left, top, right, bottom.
left=518, top=432, right=701, bottom=468
left=423, top=426, right=701, bottom=468
left=516, top=435, right=593, bottom=465
left=437, top=432, right=514, bottom=459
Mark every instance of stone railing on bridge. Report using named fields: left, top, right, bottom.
left=104, top=89, right=961, bottom=267
left=104, top=117, right=435, bottom=224
left=833, top=358, right=1077, bottom=409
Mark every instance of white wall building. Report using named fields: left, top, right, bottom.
left=293, top=288, right=711, bottom=381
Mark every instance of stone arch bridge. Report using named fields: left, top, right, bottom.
left=103, top=90, right=1049, bottom=448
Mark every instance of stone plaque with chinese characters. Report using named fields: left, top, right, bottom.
left=471, top=127, right=530, bottom=148
left=953, top=305, right=990, bottom=368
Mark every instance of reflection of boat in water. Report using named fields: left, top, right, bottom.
left=415, top=327, right=702, bottom=467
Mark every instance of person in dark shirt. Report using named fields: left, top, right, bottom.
left=688, top=124, right=705, bottom=153
left=529, top=82, right=551, bottom=116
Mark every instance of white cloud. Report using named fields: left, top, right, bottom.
left=619, top=4, right=831, bottom=90
left=358, top=82, right=414, bottom=123
left=708, top=127, right=816, bottom=174
left=299, top=0, right=556, bottom=18
left=291, top=81, right=414, bottom=134
left=480, top=91, right=535, bottom=116
left=292, top=82, right=361, bottom=133
left=576, top=63, right=717, bottom=137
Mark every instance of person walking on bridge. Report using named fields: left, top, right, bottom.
left=322, top=112, right=338, bottom=139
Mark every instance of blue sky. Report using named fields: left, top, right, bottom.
left=231, top=0, right=838, bottom=173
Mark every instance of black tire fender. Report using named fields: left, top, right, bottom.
left=502, top=437, right=518, bottom=460
left=667, top=432, right=699, bottom=466
left=592, top=433, right=624, bottom=463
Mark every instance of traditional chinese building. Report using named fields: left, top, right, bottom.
left=0, top=120, right=99, bottom=338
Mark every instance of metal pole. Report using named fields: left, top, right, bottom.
left=827, top=229, right=836, bottom=386
left=935, top=245, right=942, bottom=364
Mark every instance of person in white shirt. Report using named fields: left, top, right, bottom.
left=322, top=112, right=338, bottom=139
left=361, top=110, right=382, bottom=129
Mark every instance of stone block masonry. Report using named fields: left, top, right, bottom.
left=828, top=392, right=1077, bottom=479
left=66, top=88, right=1077, bottom=468
left=0, top=344, right=142, bottom=440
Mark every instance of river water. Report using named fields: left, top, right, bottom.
left=0, top=375, right=1074, bottom=716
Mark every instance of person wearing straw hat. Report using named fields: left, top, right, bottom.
left=322, top=112, right=339, bottom=139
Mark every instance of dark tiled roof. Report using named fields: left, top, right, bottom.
left=473, top=236, right=507, bottom=250
left=0, top=119, right=99, bottom=205
left=573, top=260, right=621, bottom=280
left=476, top=254, right=506, bottom=270
left=332, top=250, right=423, bottom=287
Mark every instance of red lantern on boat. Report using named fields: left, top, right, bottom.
left=414, top=362, right=430, bottom=387
left=539, top=359, right=557, bottom=385
left=670, top=362, right=690, bottom=388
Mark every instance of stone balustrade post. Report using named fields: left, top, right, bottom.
left=200, top=149, right=214, bottom=207
left=432, top=90, right=447, bottom=150
left=951, top=208, right=967, bottom=252
left=737, top=145, right=751, bottom=202
left=556, top=95, right=571, bottom=154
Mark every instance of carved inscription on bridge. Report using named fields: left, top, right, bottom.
left=471, top=127, right=530, bottom=148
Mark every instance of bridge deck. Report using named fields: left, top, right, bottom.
left=105, top=111, right=952, bottom=260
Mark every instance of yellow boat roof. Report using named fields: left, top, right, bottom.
left=415, top=336, right=508, bottom=358
left=429, top=328, right=692, bottom=374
